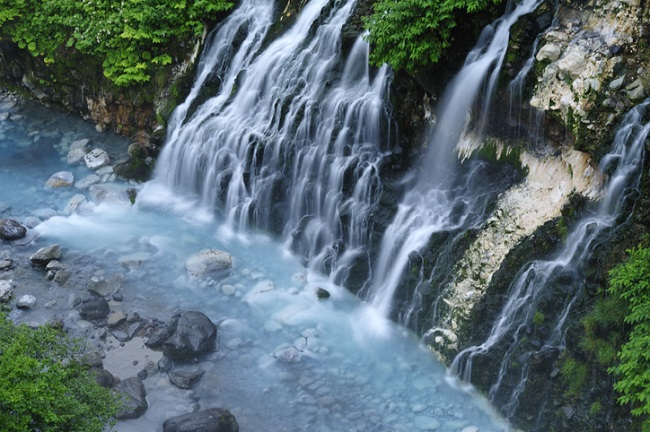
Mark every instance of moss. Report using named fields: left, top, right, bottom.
left=533, top=310, right=545, bottom=326
left=560, top=355, right=589, bottom=397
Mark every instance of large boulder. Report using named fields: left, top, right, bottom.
left=185, top=249, right=232, bottom=278
left=75, top=292, right=110, bottom=320
left=0, top=219, right=26, bottom=240
left=163, top=408, right=239, bottom=432
left=162, top=311, right=217, bottom=360
left=113, top=377, right=148, bottom=419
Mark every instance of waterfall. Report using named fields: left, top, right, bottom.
left=366, top=0, right=542, bottom=324
left=452, top=101, right=650, bottom=418
left=142, top=0, right=392, bottom=283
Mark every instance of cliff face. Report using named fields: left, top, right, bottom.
left=410, top=0, right=650, bottom=430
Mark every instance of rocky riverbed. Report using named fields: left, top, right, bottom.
left=0, top=91, right=510, bottom=432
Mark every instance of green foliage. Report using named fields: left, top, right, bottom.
left=608, top=246, right=650, bottom=419
left=0, top=314, right=119, bottom=431
left=560, top=355, right=589, bottom=397
left=363, top=0, right=501, bottom=73
left=0, top=0, right=233, bottom=86
left=580, top=294, right=626, bottom=366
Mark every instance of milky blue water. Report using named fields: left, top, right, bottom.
left=0, top=96, right=510, bottom=431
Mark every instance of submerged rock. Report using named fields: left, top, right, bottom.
left=0, top=219, right=27, bottom=240
left=75, top=292, right=110, bottom=320
left=186, top=249, right=233, bottom=278
left=45, top=171, right=74, bottom=188
left=168, top=367, right=205, bottom=389
left=30, top=244, right=61, bottom=265
left=84, top=148, right=110, bottom=170
left=163, top=408, right=239, bottom=432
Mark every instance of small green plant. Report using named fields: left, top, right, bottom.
left=0, top=313, right=120, bottom=431
left=363, top=0, right=502, bottom=74
left=590, top=401, right=602, bottom=416
left=560, top=355, right=589, bottom=397
left=0, top=0, right=233, bottom=86
left=533, top=311, right=545, bottom=326
left=607, top=246, right=650, bottom=421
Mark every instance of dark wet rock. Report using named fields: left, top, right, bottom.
left=163, top=408, right=239, bottom=432
left=315, top=287, right=330, bottom=299
left=169, top=368, right=205, bottom=389
left=29, top=244, right=61, bottom=265
left=0, top=219, right=26, bottom=240
left=146, top=319, right=178, bottom=349
left=162, top=311, right=217, bottom=360
left=113, top=377, right=148, bottom=419
left=89, top=367, right=115, bottom=388
left=158, top=356, right=174, bottom=372
left=81, top=351, right=103, bottom=368
left=75, top=292, right=110, bottom=320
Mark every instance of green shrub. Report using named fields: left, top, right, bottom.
left=608, top=246, right=650, bottom=420
left=0, top=313, right=119, bottom=431
left=362, top=0, right=501, bottom=74
left=0, top=0, right=233, bottom=86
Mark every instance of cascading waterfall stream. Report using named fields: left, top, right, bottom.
left=142, top=0, right=392, bottom=283
left=451, top=101, right=650, bottom=419
left=366, top=0, right=542, bottom=325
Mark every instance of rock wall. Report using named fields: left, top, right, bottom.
left=411, top=0, right=650, bottom=430
left=0, top=34, right=203, bottom=178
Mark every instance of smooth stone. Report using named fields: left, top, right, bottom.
left=17, top=294, right=37, bottom=309
left=84, top=148, right=110, bottom=170
left=186, top=249, right=233, bottom=278
left=75, top=174, right=101, bottom=189
left=66, top=147, right=87, bottom=165
left=70, top=138, right=90, bottom=151
left=45, top=171, right=74, bottom=188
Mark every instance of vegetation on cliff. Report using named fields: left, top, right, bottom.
left=0, top=0, right=233, bottom=86
left=608, top=246, right=650, bottom=428
left=0, top=313, right=119, bottom=431
left=362, top=0, right=501, bottom=73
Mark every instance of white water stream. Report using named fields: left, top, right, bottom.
left=366, top=0, right=543, bottom=323
left=452, top=101, right=650, bottom=418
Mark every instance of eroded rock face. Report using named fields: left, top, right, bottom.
left=529, top=0, right=650, bottom=152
